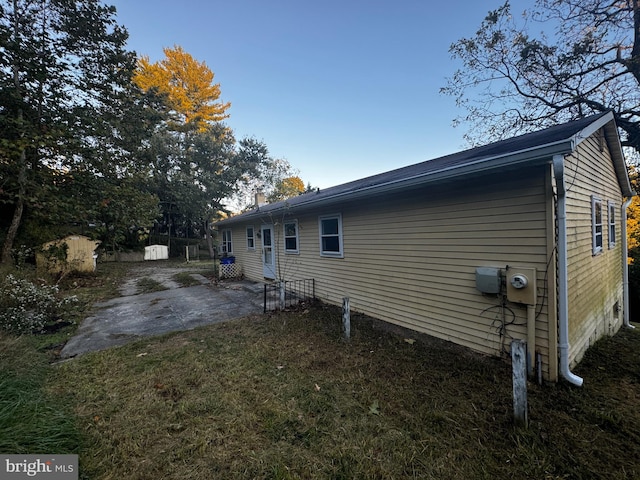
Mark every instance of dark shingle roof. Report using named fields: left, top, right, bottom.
left=218, top=112, right=631, bottom=224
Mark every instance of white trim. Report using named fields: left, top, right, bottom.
left=592, top=195, right=603, bottom=255
left=318, top=214, right=343, bottom=258
left=221, top=229, right=233, bottom=255
left=246, top=225, right=255, bottom=250
left=261, top=224, right=276, bottom=279
left=608, top=201, right=616, bottom=249
left=216, top=113, right=633, bottom=229
left=283, top=220, right=299, bottom=254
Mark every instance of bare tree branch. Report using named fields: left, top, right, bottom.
left=443, top=0, right=640, bottom=152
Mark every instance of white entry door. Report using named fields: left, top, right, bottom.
left=261, top=224, right=276, bottom=279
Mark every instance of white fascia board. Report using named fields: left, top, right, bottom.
left=570, top=112, right=634, bottom=197
left=218, top=137, right=578, bottom=225
left=570, top=111, right=614, bottom=148
left=251, top=140, right=574, bottom=217
left=604, top=121, right=635, bottom=197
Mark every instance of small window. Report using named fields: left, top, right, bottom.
left=592, top=196, right=603, bottom=255
left=319, top=214, right=343, bottom=257
left=608, top=201, right=616, bottom=249
left=284, top=221, right=299, bottom=253
left=221, top=229, right=233, bottom=254
left=246, top=226, right=255, bottom=250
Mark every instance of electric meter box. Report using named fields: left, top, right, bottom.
left=475, top=267, right=502, bottom=294
left=506, top=267, right=537, bottom=305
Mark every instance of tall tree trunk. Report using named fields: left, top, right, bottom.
left=2, top=0, right=26, bottom=264
left=205, top=219, right=216, bottom=260
left=1, top=149, right=26, bottom=264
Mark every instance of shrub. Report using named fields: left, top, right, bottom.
left=11, top=244, right=36, bottom=269
left=0, top=274, right=78, bottom=334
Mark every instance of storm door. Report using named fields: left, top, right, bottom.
left=261, top=224, right=276, bottom=279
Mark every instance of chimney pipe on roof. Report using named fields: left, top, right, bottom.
left=255, top=191, right=266, bottom=208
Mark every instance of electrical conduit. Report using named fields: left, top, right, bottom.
left=527, top=304, right=536, bottom=377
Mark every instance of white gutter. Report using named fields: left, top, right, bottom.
left=218, top=139, right=576, bottom=226
left=622, top=197, right=635, bottom=329
left=552, top=154, right=584, bottom=387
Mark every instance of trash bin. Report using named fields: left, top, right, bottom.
left=220, top=256, right=235, bottom=265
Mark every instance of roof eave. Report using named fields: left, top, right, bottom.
left=216, top=139, right=575, bottom=225
left=301, top=139, right=574, bottom=208
left=604, top=120, right=635, bottom=198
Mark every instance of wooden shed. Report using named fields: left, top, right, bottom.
left=38, top=235, right=100, bottom=274
left=215, top=112, right=635, bottom=384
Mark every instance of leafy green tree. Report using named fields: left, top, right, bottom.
left=134, top=46, right=281, bottom=255
left=227, top=157, right=301, bottom=212
left=145, top=124, right=269, bottom=256
left=93, top=180, right=160, bottom=253
left=0, top=0, right=148, bottom=263
left=442, top=0, right=640, bottom=154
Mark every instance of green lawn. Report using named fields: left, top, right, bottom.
left=2, top=261, right=640, bottom=479
left=50, top=305, right=640, bottom=479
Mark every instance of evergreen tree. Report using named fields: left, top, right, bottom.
left=0, top=0, right=157, bottom=263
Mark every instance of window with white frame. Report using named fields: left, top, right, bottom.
left=284, top=220, right=299, bottom=253
left=221, top=229, right=233, bottom=254
left=319, top=214, right=343, bottom=257
left=608, top=201, right=616, bottom=249
left=592, top=196, right=603, bottom=255
left=246, top=226, right=255, bottom=250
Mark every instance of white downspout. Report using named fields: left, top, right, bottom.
left=552, top=155, right=584, bottom=386
left=622, top=197, right=635, bottom=329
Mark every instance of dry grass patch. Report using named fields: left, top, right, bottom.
left=58, top=261, right=131, bottom=304
left=135, top=277, right=167, bottom=294
left=52, top=305, right=640, bottom=479
left=172, top=272, right=203, bottom=288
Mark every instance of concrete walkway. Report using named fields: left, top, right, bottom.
left=61, top=271, right=264, bottom=358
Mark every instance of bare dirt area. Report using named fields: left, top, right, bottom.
left=60, top=261, right=264, bottom=358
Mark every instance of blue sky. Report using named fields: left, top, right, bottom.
left=109, top=0, right=528, bottom=189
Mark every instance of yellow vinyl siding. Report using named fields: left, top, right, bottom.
left=564, top=131, right=624, bottom=366
left=227, top=165, right=555, bottom=379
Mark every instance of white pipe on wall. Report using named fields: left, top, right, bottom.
left=552, top=155, right=584, bottom=387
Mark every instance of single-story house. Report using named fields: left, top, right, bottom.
left=215, top=112, right=635, bottom=384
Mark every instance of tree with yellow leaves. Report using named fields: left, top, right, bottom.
left=627, top=167, right=640, bottom=315
left=134, top=45, right=230, bottom=131
left=628, top=167, right=640, bottom=256
left=628, top=198, right=640, bottom=253
left=268, top=176, right=306, bottom=202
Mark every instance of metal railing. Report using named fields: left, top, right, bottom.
left=264, top=279, right=316, bottom=312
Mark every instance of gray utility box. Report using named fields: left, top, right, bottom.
left=475, top=267, right=502, bottom=294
